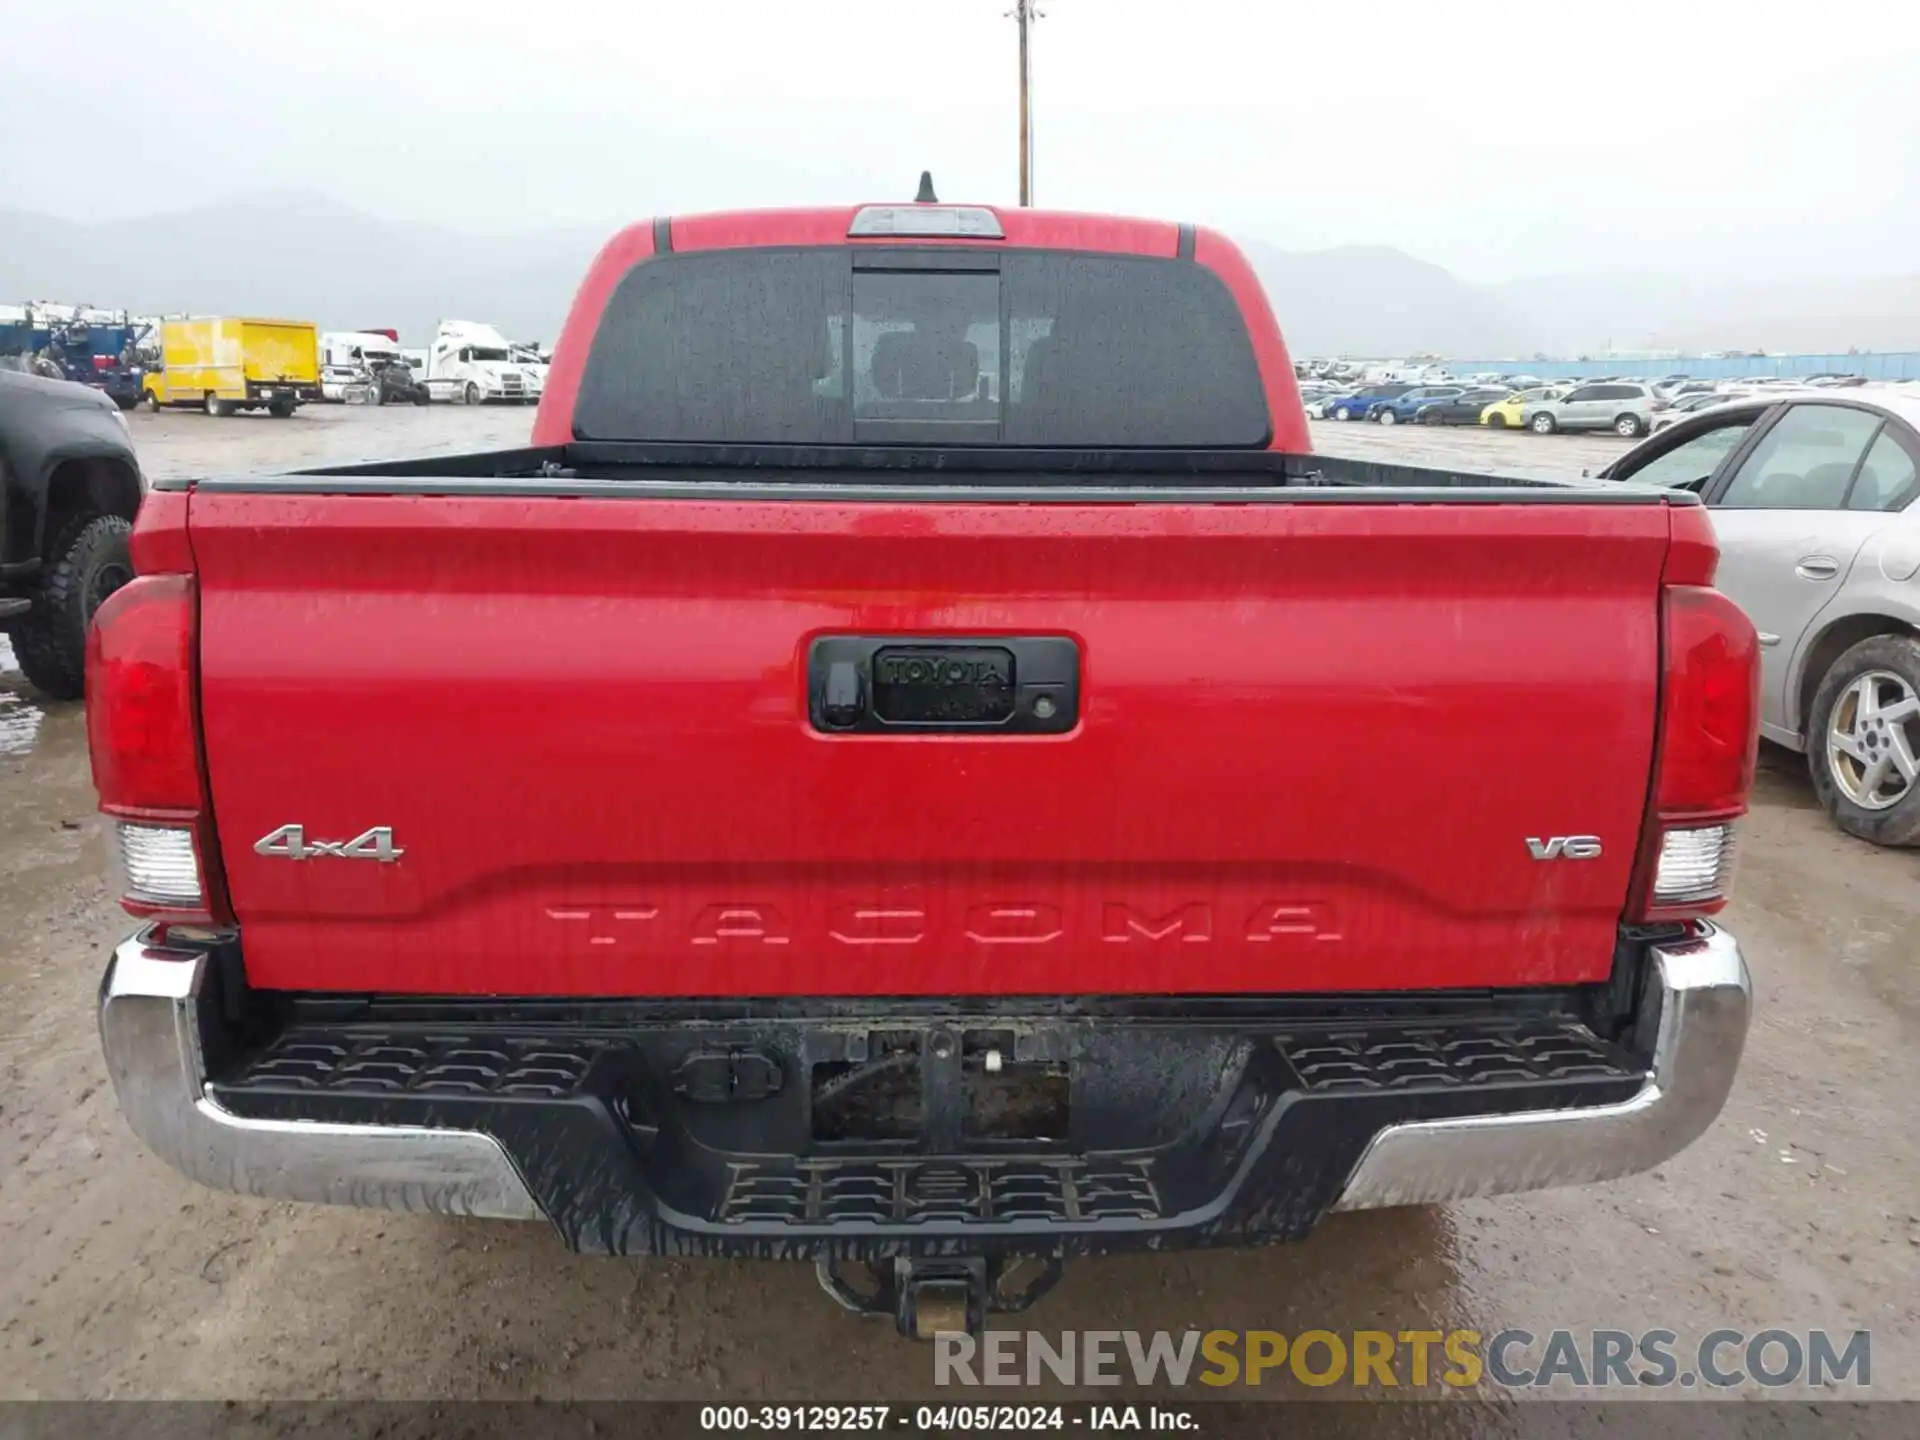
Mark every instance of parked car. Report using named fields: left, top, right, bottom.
left=1653, top=380, right=1718, bottom=403
left=1297, top=381, right=1345, bottom=419
left=1525, top=382, right=1660, bottom=437
left=1603, top=391, right=1920, bottom=844
left=88, top=196, right=1758, bottom=1342
left=1414, top=387, right=1512, bottom=426
left=369, top=359, right=432, bottom=406
left=1323, top=383, right=1414, bottom=422
left=0, top=369, right=144, bottom=698
left=1368, top=385, right=1467, bottom=425
left=1481, top=386, right=1566, bottom=429
left=1651, top=390, right=1749, bottom=432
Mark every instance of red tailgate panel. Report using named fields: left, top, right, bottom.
left=192, top=492, right=1665, bottom=996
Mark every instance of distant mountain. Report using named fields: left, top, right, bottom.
left=1247, top=243, right=1920, bottom=360
left=1489, top=269, right=1920, bottom=357
left=0, top=191, right=600, bottom=346
left=1237, top=240, right=1526, bottom=359
left=3, top=193, right=1918, bottom=358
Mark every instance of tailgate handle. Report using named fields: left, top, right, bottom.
left=808, top=636, right=1079, bottom=735
left=822, top=661, right=865, bottom=727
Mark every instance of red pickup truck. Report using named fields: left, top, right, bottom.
left=92, top=198, right=1759, bottom=1339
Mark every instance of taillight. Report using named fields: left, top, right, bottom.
left=87, top=576, right=198, bottom=809
left=85, top=574, right=229, bottom=924
left=1632, top=584, right=1760, bottom=922
left=92, top=355, right=115, bottom=372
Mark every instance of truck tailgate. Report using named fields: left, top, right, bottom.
left=190, top=490, right=1666, bottom=996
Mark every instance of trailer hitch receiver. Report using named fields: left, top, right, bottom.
left=815, top=1256, right=1064, bottom=1340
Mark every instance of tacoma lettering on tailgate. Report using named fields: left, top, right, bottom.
left=543, top=900, right=1341, bottom=949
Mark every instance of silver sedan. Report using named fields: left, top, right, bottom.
left=1603, top=389, right=1920, bottom=846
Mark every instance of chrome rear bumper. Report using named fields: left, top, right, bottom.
left=98, top=941, right=540, bottom=1219
left=98, top=925, right=1748, bottom=1224
left=1335, top=923, right=1751, bottom=1208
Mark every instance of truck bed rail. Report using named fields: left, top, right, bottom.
left=154, top=442, right=1691, bottom=505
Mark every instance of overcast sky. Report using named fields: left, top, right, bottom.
left=4, top=0, right=1915, bottom=283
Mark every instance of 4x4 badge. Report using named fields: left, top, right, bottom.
left=254, top=824, right=405, bottom=862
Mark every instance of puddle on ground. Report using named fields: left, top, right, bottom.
left=0, top=634, right=47, bottom=756
left=0, top=691, right=43, bottom=756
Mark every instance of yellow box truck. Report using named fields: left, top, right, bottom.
left=141, top=318, right=321, bottom=417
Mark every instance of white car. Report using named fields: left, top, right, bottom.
left=1297, top=383, right=1346, bottom=419
left=1651, top=390, right=1750, bottom=432
left=1652, top=379, right=1718, bottom=403
left=1602, top=389, right=1920, bottom=844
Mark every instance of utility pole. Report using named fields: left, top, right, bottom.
left=1012, top=0, right=1040, bottom=205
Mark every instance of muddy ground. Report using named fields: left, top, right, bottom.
left=1, top=406, right=1915, bottom=1417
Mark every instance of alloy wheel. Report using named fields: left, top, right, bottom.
left=1827, top=671, right=1920, bottom=810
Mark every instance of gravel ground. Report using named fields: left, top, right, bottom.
left=1, top=405, right=1914, bottom=1420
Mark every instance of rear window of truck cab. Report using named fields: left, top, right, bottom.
left=573, top=247, right=1271, bottom=447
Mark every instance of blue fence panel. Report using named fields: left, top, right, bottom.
left=1438, top=352, right=1920, bottom=382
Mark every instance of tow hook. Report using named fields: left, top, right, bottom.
left=815, top=1256, right=1065, bottom=1341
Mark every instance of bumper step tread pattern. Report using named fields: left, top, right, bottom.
left=1278, top=1022, right=1638, bottom=1093
left=719, top=1157, right=1161, bottom=1227
left=220, top=1031, right=615, bottom=1100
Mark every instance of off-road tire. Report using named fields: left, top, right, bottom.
left=1806, top=634, right=1920, bottom=847
left=4, top=512, right=134, bottom=701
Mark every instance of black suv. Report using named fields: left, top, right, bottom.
left=0, top=368, right=143, bottom=699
